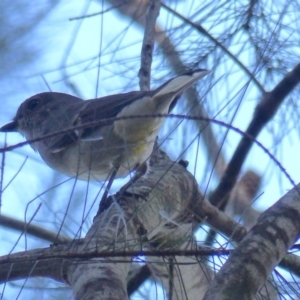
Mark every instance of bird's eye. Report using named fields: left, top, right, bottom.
left=27, top=99, right=39, bottom=111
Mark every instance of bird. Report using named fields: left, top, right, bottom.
left=0, top=69, right=210, bottom=182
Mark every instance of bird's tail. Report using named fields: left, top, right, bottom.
left=153, top=69, right=210, bottom=98
left=114, top=69, right=210, bottom=142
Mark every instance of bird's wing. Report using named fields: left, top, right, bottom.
left=49, top=91, right=150, bottom=152
left=47, top=69, right=210, bottom=153
left=79, top=91, right=151, bottom=139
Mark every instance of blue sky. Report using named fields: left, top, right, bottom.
left=1, top=1, right=300, bottom=298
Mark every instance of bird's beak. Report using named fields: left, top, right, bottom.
left=0, top=121, right=18, bottom=132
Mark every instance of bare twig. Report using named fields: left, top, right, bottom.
left=162, top=3, right=265, bottom=93
left=0, top=214, right=71, bottom=244
left=0, top=137, right=5, bottom=209
left=139, top=0, right=161, bottom=91
left=244, top=0, right=258, bottom=30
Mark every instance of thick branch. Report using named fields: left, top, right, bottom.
left=210, top=62, right=300, bottom=208
left=1, top=148, right=300, bottom=298
left=0, top=149, right=212, bottom=299
left=204, top=183, right=300, bottom=299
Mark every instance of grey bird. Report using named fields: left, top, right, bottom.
left=0, top=69, right=210, bottom=181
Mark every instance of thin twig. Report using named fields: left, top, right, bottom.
left=138, top=0, right=161, bottom=91
left=0, top=214, right=71, bottom=243
left=0, top=247, right=231, bottom=264
left=0, top=113, right=296, bottom=188
left=69, top=3, right=125, bottom=21
left=0, top=136, right=5, bottom=210
left=168, top=257, right=174, bottom=300
left=162, top=3, right=265, bottom=93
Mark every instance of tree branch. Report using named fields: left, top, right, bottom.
left=204, top=183, right=300, bottom=299
left=0, top=214, right=71, bottom=243
left=138, top=0, right=161, bottom=91
left=210, top=62, right=300, bottom=208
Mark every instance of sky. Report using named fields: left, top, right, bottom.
left=1, top=0, right=300, bottom=299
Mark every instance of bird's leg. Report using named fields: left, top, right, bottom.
left=118, top=161, right=148, bottom=195
left=100, top=163, right=120, bottom=203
